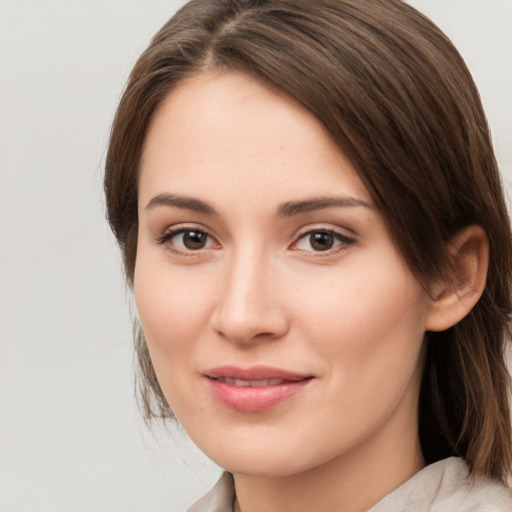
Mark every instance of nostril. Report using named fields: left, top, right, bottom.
left=211, top=314, right=289, bottom=345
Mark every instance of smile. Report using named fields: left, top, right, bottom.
left=214, top=377, right=286, bottom=387
left=204, top=366, right=314, bottom=412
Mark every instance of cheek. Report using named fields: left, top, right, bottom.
left=133, top=258, right=214, bottom=360
left=133, top=259, right=221, bottom=417
left=290, top=258, right=429, bottom=395
left=293, top=263, right=427, bottom=343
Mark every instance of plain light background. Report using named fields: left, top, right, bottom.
left=0, top=1, right=511, bottom=511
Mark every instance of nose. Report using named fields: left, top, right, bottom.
left=210, top=248, right=289, bottom=345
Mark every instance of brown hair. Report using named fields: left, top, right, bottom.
left=104, top=0, right=512, bottom=482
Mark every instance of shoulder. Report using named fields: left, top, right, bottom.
left=371, top=457, right=512, bottom=512
left=186, top=472, right=235, bottom=512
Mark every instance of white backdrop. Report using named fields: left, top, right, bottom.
left=1, top=1, right=511, bottom=511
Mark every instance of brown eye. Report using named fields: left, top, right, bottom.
left=309, top=232, right=335, bottom=251
left=294, top=229, right=355, bottom=254
left=182, top=230, right=208, bottom=250
left=158, top=228, right=216, bottom=253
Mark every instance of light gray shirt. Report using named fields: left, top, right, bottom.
left=187, top=457, right=512, bottom=511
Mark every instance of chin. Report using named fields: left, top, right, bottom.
left=214, top=452, right=314, bottom=478
left=192, top=430, right=334, bottom=478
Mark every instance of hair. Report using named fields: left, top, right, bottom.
left=104, top=0, right=512, bottom=482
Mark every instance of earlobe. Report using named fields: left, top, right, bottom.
left=426, top=225, right=489, bottom=332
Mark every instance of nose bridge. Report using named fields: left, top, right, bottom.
left=211, top=241, right=286, bottom=344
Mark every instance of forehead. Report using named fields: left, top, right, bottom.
left=139, top=71, right=370, bottom=211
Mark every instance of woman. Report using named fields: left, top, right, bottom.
left=104, top=0, right=512, bottom=510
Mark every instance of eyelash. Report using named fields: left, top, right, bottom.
left=156, top=226, right=216, bottom=256
left=156, top=226, right=355, bottom=256
left=291, top=228, right=355, bottom=255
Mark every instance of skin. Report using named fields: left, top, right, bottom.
left=134, top=71, right=485, bottom=512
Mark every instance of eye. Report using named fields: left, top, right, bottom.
left=158, top=227, right=217, bottom=253
left=294, top=229, right=354, bottom=253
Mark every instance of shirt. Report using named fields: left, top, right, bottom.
left=186, top=457, right=512, bottom=511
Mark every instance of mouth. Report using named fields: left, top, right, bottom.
left=211, top=377, right=290, bottom=387
left=203, top=365, right=314, bottom=412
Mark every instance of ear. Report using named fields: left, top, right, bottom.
left=426, top=225, right=489, bottom=332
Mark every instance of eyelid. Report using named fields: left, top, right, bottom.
left=290, top=226, right=356, bottom=254
left=155, top=223, right=355, bottom=256
left=156, top=224, right=220, bottom=254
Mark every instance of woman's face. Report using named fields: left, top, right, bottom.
left=135, top=71, right=433, bottom=477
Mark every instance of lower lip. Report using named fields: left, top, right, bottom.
left=205, top=378, right=312, bottom=412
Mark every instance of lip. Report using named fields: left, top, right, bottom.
left=204, top=365, right=314, bottom=412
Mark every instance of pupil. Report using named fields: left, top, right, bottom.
left=184, top=231, right=206, bottom=249
left=310, top=232, right=334, bottom=251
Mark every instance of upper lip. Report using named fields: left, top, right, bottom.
left=204, top=365, right=313, bottom=381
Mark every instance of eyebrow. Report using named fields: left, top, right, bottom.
left=145, top=193, right=370, bottom=216
left=277, top=196, right=370, bottom=217
left=145, top=194, right=219, bottom=215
